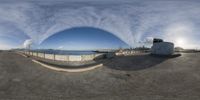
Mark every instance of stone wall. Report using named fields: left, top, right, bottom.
left=55, top=55, right=69, bottom=61
left=38, top=53, right=45, bottom=58
left=81, top=55, right=95, bottom=61
left=69, top=55, right=82, bottom=61
left=23, top=51, right=106, bottom=61
left=45, top=54, right=54, bottom=60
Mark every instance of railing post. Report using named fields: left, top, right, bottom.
left=54, top=53, right=55, bottom=61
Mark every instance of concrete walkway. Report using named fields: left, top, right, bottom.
left=17, top=52, right=103, bottom=72
left=32, top=59, right=103, bottom=72
left=0, top=51, right=200, bottom=100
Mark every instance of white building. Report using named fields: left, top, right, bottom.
left=151, top=39, right=174, bottom=55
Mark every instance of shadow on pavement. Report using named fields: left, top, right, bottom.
left=96, top=53, right=181, bottom=71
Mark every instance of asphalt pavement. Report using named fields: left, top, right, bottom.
left=0, top=51, right=200, bottom=100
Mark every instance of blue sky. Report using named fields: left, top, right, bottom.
left=0, top=0, right=200, bottom=49
left=39, top=27, right=129, bottom=50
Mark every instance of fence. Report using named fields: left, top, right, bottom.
left=23, top=51, right=106, bottom=62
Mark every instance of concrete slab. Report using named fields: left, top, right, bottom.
left=0, top=51, right=200, bottom=100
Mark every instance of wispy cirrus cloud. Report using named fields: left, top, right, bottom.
left=0, top=0, right=200, bottom=49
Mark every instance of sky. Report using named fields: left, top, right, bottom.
left=0, top=0, right=200, bottom=50
left=39, top=27, right=129, bottom=50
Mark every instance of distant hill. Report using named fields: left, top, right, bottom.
left=174, top=47, right=184, bottom=52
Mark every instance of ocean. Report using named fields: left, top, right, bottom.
left=30, top=49, right=97, bottom=55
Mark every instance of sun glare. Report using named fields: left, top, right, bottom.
left=175, top=38, right=185, bottom=48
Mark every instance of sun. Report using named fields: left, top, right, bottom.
left=175, top=38, right=185, bottom=47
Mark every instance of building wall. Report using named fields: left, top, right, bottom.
left=151, top=42, right=174, bottom=55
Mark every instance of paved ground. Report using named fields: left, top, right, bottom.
left=32, top=56, right=101, bottom=69
left=0, top=51, right=200, bottom=100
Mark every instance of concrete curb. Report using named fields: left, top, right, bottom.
left=32, top=59, right=103, bottom=73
